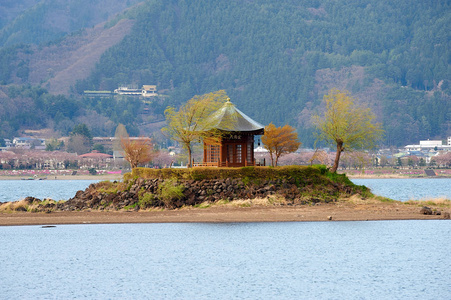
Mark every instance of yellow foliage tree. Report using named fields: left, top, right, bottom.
left=162, top=90, right=229, bottom=167
left=120, top=137, right=154, bottom=169
left=261, top=123, right=301, bottom=167
left=313, top=89, right=383, bottom=173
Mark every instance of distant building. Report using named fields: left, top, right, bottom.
left=142, top=85, right=158, bottom=97
left=12, top=137, right=45, bottom=150
left=254, top=146, right=268, bottom=153
left=114, top=85, right=158, bottom=97
left=0, top=139, right=12, bottom=150
left=93, top=137, right=116, bottom=150
left=405, top=138, right=451, bottom=151
left=114, top=86, right=142, bottom=95
left=83, top=90, right=113, bottom=98
left=78, top=151, right=114, bottom=169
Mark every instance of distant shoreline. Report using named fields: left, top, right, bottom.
left=345, top=174, right=451, bottom=179
left=0, top=174, right=122, bottom=181
left=3, top=174, right=447, bottom=180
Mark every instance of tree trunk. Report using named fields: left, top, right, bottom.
left=331, top=141, right=343, bottom=173
left=269, top=153, right=275, bottom=167
left=275, top=153, right=281, bottom=167
left=187, top=146, right=192, bottom=168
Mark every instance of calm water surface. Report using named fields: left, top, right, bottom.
left=351, top=178, right=451, bottom=201
left=0, top=180, right=100, bottom=202
left=1, top=221, right=450, bottom=299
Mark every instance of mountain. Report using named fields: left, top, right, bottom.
left=0, top=0, right=141, bottom=46
left=0, top=0, right=450, bottom=147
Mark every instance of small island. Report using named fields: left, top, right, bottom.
left=1, top=96, right=450, bottom=225
left=1, top=165, right=449, bottom=226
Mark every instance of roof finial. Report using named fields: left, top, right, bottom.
left=226, top=97, right=231, bottom=102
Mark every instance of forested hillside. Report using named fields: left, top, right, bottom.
left=0, top=0, right=450, bottom=147
left=0, top=85, right=143, bottom=138
left=0, top=0, right=141, bottom=46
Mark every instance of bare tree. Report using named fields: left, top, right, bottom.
left=66, top=134, right=91, bottom=155
left=120, top=137, right=154, bottom=169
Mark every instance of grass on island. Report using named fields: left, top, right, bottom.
left=1, top=194, right=450, bottom=213
left=404, top=198, right=451, bottom=208
left=190, top=195, right=288, bottom=209
left=0, top=198, right=65, bottom=213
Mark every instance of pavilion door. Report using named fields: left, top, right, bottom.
left=226, top=144, right=243, bottom=165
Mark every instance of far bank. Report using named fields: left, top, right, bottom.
left=0, top=174, right=122, bottom=181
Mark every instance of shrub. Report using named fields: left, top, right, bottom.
left=131, top=165, right=325, bottom=181
left=138, top=192, right=155, bottom=209
left=97, top=181, right=119, bottom=194
left=124, top=203, right=138, bottom=210
left=157, top=179, right=185, bottom=208
left=194, top=202, right=211, bottom=208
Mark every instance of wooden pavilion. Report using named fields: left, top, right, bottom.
left=195, top=99, right=265, bottom=167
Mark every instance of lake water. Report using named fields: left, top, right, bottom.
left=351, top=178, right=451, bottom=201
left=0, top=180, right=101, bottom=202
left=1, top=221, right=450, bottom=299
left=1, top=178, right=450, bottom=299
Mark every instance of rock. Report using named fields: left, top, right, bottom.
left=23, top=196, right=40, bottom=204
left=74, top=190, right=84, bottom=198
left=327, top=216, right=333, bottom=220
left=443, top=212, right=450, bottom=219
left=420, top=206, right=432, bottom=215
left=15, top=206, right=27, bottom=212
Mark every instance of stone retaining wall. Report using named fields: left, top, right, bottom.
left=52, top=176, right=355, bottom=211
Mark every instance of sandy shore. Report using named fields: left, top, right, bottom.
left=1, top=201, right=448, bottom=226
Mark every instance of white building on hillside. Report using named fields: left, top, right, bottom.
left=12, top=137, right=46, bottom=150
left=405, top=138, right=451, bottom=151
left=114, top=85, right=158, bottom=97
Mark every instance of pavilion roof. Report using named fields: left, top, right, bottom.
left=208, top=99, right=264, bottom=134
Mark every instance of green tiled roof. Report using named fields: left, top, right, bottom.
left=208, top=99, right=264, bottom=134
